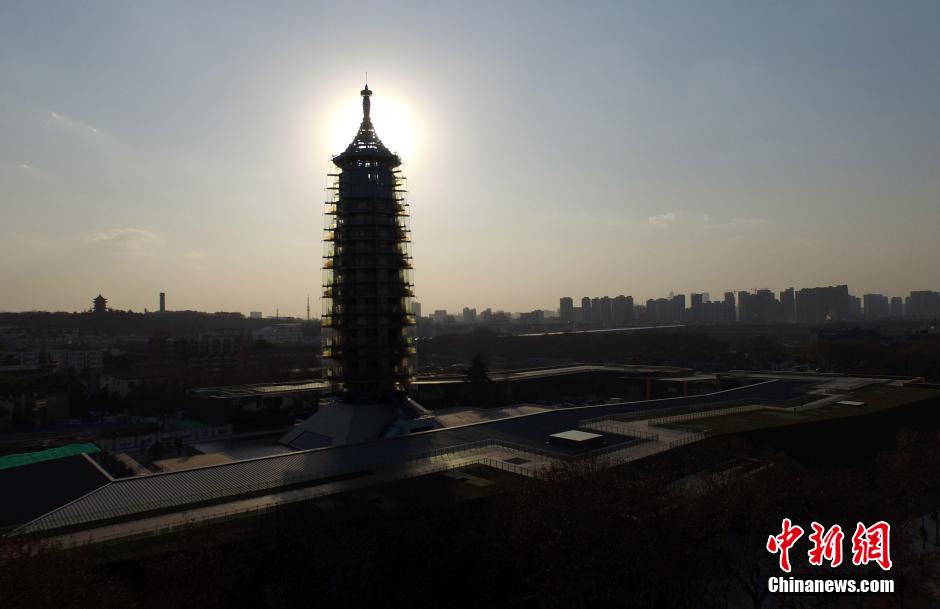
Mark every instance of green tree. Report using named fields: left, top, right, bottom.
left=466, top=353, right=490, bottom=383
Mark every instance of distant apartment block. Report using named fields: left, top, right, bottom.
left=890, top=297, right=905, bottom=317
left=611, top=295, right=633, bottom=325
left=795, top=285, right=849, bottom=323
left=252, top=324, right=303, bottom=344
left=906, top=291, right=940, bottom=317
left=432, top=310, right=449, bottom=324
left=48, top=349, right=104, bottom=371
left=779, top=288, right=795, bottom=322
left=518, top=310, right=544, bottom=325
left=559, top=297, right=574, bottom=323
left=863, top=293, right=890, bottom=318
left=462, top=307, right=477, bottom=324
left=0, top=350, right=41, bottom=371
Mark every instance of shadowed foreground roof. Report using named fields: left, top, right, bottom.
left=18, top=380, right=809, bottom=533
left=1, top=455, right=110, bottom=528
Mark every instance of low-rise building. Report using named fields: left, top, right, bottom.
left=49, top=349, right=104, bottom=371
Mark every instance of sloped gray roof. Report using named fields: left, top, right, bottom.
left=19, top=446, right=360, bottom=532
left=19, top=379, right=807, bottom=534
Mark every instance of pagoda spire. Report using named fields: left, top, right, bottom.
left=361, top=83, right=372, bottom=122
left=334, top=83, right=398, bottom=164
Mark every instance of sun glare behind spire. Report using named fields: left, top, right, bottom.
left=327, top=87, right=419, bottom=164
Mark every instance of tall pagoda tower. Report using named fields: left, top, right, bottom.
left=322, top=83, right=416, bottom=399
left=283, top=84, right=434, bottom=449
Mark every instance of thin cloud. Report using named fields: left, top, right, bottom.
left=703, top=217, right=766, bottom=231
left=648, top=212, right=677, bottom=229
left=14, top=162, right=41, bottom=175
left=183, top=250, right=208, bottom=271
left=48, top=110, right=103, bottom=136
left=84, top=228, right=161, bottom=256
left=797, top=236, right=817, bottom=249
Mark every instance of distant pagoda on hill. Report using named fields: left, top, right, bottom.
left=92, top=294, right=107, bottom=314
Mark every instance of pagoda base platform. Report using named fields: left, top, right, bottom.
left=280, top=396, right=439, bottom=450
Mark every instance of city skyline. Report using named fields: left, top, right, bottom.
left=3, top=2, right=940, bottom=315
left=40, top=281, right=940, bottom=322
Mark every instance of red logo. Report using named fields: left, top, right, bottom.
left=807, top=522, right=844, bottom=568
left=767, top=519, right=891, bottom=572
left=766, top=518, right=804, bottom=572
left=851, top=521, right=892, bottom=571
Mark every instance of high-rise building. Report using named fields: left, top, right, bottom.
left=672, top=294, right=686, bottom=322
left=690, top=293, right=704, bottom=323
left=906, top=291, right=940, bottom=317
left=519, top=310, right=544, bottom=324
left=779, top=288, right=795, bottom=322
left=611, top=295, right=633, bottom=325
left=863, top=294, right=890, bottom=318
left=889, top=297, right=904, bottom=317
left=581, top=297, right=592, bottom=322
left=559, top=297, right=574, bottom=323
left=752, top=289, right=778, bottom=323
left=462, top=307, right=477, bottom=323
left=737, top=291, right=750, bottom=322
left=644, top=299, right=656, bottom=323
left=795, top=285, right=850, bottom=323
left=598, top=296, right=612, bottom=326
left=655, top=297, right=673, bottom=323
left=702, top=300, right=727, bottom=324
left=723, top=292, right=736, bottom=323
left=590, top=297, right=601, bottom=324
left=848, top=295, right=862, bottom=316
left=412, top=301, right=422, bottom=319
left=159, top=292, right=166, bottom=313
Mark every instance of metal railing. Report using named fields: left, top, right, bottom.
left=646, top=393, right=841, bottom=427
left=647, top=404, right=766, bottom=426
left=582, top=419, right=658, bottom=439
left=668, top=432, right=708, bottom=448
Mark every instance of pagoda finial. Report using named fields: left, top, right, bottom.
left=333, top=81, right=397, bottom=164
left=360, top=83, right=372, bottom=121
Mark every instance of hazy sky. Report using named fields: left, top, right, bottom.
left=2, top=1, right=939, bottom=316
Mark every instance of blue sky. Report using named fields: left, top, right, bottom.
left=2, top=1, right=938, bottom=315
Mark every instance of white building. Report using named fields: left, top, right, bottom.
left=49, top=349, right=104, bottom=371
left=252, top=323, right=303, bottom=344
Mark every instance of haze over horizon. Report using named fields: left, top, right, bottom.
left=2, top=1, right=939, bottom=317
